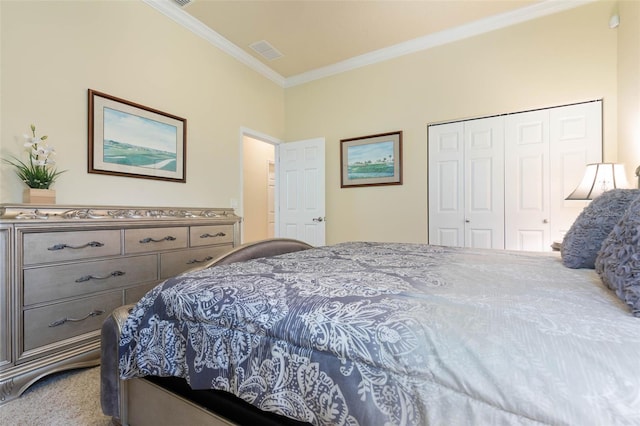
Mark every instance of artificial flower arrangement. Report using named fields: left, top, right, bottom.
left=3, top=124, right=66, bottom=189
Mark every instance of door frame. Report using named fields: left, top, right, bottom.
left=239, top=127, right=282, bottom=244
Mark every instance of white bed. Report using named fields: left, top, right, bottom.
left=98, top=187, right=640, bottom=426
left=110, top=241, right=640, bottom=425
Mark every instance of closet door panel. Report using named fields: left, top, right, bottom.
left=469, top=229, right=494, bottom=249
left=427, top=100, right=602, bottom=252
left=428, top=123, right=464, bottom=246
left=464, top=117, right=504, bottom=249
left=549, top=101, right=602, bottom=243
left=505, top=110, right=550, bottom=251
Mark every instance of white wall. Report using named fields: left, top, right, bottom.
left=284, top=1, right=620, bottom=244
left=0, top=0, right=284, bottom=207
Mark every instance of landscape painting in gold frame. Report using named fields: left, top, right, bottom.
left=340, top=131, right=402, bottom=188
left=88, top=89, right=186, bottom=182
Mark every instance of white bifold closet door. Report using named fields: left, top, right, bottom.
left=504, top=109, right=550, bottom=251
left=464, top=117, right=505, bottom=249
left=427, top=117, right=504, bottom=249
left=428, top=100, right=602, bottom=251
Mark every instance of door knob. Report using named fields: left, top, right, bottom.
left=312, top=217, right=324, bottom=222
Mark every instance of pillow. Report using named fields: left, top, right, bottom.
left=595, top=195, right=640, bottom=317
left=561, top=189, right=640, bottom=269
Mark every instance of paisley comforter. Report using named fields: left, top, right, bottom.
left=119, top=242, right=640, bottom=425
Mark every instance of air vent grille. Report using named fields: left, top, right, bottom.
left=249, top=40, right=284, bottom=61
left=173, top=0, right=192, bottom=7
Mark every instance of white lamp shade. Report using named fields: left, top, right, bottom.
left=566, top=163, right=630, bottom=200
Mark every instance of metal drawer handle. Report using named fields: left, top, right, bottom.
left=48, top=309, right=105, bottom=327
left=48, top=241, right=105, bottom=251
left=200, top=232, right=226, bottom=239
left=75, top=270, right=125, bottom=283
left=139, top=236, right=176, bottom=244
left=186, top=256, right=214, bottom=265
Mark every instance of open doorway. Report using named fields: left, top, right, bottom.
left=242, top=133, right=278, bottom=244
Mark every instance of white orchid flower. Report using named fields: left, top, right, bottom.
left=4, top=124, right=67, bottom=189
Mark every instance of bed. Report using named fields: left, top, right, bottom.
left=101, top=191, right=640, bottom=425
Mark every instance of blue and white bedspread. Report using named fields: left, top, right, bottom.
left=119, top=242, right=640, bottom=426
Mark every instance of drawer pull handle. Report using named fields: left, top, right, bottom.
left=48, top=309, right=105, bottom=328
left=75, top=270, right=126, bottom=283
left=200, top=232, right=226, bottom=239
left=139, top=236, right=176, bottom=244
left=48, top=241, right=105, bottom=251
left=186, top=256, right=214, bottom=265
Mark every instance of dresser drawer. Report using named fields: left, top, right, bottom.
left=23, top=291, right=123, bottom=351
left=125, top=227, right=188, bottom=254
left=125, top=282, right=158, bottom=304
left=23, top=230, right=121, bottom=265
left=190, top=225, right=235, bottom=247
left=160, top=244, right=232, bottom=279
left=24, top=255, right=158, bottom=306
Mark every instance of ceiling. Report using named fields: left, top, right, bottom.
left=149, top=0, right=589, bottom=87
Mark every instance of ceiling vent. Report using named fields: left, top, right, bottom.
left=173, top=0, right=192, bottom=7
left=249, top=40, right=284, bottom=61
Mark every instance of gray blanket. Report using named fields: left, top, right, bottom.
left=119, top=242, right=640, bottom=425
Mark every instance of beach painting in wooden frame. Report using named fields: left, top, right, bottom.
left=88, top=89, right=186, bottom=182
left=340, top=131, right=402, bottom=188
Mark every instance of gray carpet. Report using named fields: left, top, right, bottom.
left=0, top=366, right=112, bottom=426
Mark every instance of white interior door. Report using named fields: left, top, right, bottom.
left=277, top=138, right=326, bottom=246
left=428, top=122, right=464, bottom=246
left=505, top=109, right=550, bottom=251
left=464, top=117, right=505, bottom=249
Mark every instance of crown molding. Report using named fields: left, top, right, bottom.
left=284, top=0, right=595, bottom=88
left=142, top=0, right=286, bottom=87
left=143, top=0, right=594, bottom=89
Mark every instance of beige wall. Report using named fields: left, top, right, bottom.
left=242, top=136, right=275, bottom=242
left=617, top=0, right=640, bottom=186
left=284, top=1, right=620, bottom=245
left=0, top=1, right=284, bottom=207
left=2, top=1, right=634, bottom=247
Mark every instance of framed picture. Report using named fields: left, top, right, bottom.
left=88, top=89, right=187, bottom=182
left=340, top=131, right=403, bottom=188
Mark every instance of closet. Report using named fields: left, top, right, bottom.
left=428, top=100, right=602, bottom=251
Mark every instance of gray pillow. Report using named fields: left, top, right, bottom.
left=561, top=189, right=640, bottom=269
left=595, top=195, right=640, bottom=317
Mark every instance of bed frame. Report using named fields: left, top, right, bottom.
left=100, top=238, right=314, bottom=426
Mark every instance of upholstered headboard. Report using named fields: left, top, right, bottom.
left=190, top=238, right=313, bottom=270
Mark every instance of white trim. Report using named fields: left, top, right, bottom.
left=142, top=0, right=285, bottom=87
left=144, top=0, right=594, bottom=89
left=239, top=127, right=282, bottom=146
left=285, top=0, right=595, bottom=87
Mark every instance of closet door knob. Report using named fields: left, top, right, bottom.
left=543, top=219, right=549, bottom=224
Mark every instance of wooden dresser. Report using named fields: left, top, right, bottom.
left=0, top=204, right=240, bottom=404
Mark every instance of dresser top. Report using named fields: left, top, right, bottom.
left=0, top=204, right=240, bottom=223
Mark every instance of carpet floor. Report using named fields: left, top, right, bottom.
left=0, top=366, right=112, bottom=426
